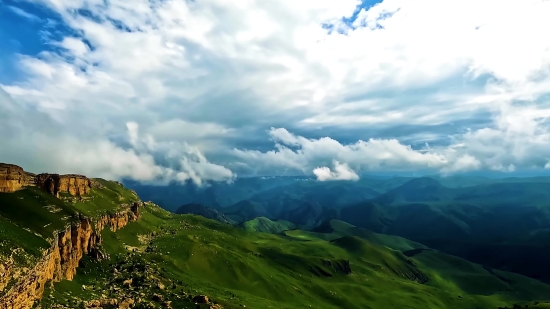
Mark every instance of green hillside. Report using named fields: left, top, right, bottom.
left=39, top=205, right=550, bottom=309
left=239, top=217, right=297, bottom=234
left=3, top=174, right=550, bottom=309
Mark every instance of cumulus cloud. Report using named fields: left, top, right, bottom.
left=1, top=0, right=550, bottom=180
left=233, top=113, right=550, bottom=177
left=314, top=161, right=359, bottom=181
left=0, top=88, right=234, bottom=185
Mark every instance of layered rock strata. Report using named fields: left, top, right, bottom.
left=0, top=201, right=142, bottom=309
left=0, top=164, right=35, bottom=193
left=0, top=163, right=99, bottom=197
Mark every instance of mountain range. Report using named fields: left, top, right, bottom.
left=2, top=162, right=550, bottom=309
left=134, top=175, right=550, bottom=284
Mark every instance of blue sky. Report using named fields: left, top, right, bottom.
left=1, top=0, right=550, bottom=184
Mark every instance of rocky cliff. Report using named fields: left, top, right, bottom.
left=34, top=174, right=92, bottom=198
left=0, top=164, right=35, bottom=193
left=0, top=163, right=97, bottom=197
left=0, top=201, right=141, bottom=309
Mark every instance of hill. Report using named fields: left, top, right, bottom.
left=2, top=162, right=550, bottom=309
left=335, top=179, right=550, bottom=283
left=216, top=177, right=550, bottom=283
left=239, top=217, right=297, bottom=234
left=39, top=206, right=550, bottom=309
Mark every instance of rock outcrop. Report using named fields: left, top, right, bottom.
left=34, top=174, right=92, bottom=198
left=0, top=204, right=142, bottom=309
left=0, top=163, right=95, bottom=198
left=0, top=164, right=35, bottom=193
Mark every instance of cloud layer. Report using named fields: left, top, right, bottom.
left=1, top=0, right=550, bottom=182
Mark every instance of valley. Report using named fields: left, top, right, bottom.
left=1, top=163, right=550, bottom=308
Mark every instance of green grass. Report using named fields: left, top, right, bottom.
left=0, top=187, right=78, bottom=237
left=71, top=179, right=139, bottom=217
left=239, top=217, right=296, bottom=234
left=0, top=215, right=49, bottom=258
left=0, top=179, right=144, bottom=293
left=39, top=204, right=550, bottom=309
left=3, top=180, right=550, bottom=309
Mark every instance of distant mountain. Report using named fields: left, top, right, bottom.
left=223, top=198, right=335, bottom=228
left=334, top=180, right=550, bottom=283
left=133, top=173, right=550, bottom=283
left=125, top=176, right=310, bottom=211
left=4, top=161, right=550, bottom=308
left=372, top=177, right=454, bottom=204
left=175, top=203, right=234, bottom=224
left=125, top=176, right=411, bottom=212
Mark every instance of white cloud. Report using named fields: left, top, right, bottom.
left=234, top=113, right=550, bottom=178
left=0, top=88, right=234, bottom=185
left=6, top=5, right=41, bottom=22
left=314, top=161, right=359, bottom=181
left=1, top=0, right=550, bottom=179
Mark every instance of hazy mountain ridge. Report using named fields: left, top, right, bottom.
left=2, top=163, right=550, bottom=308
left=175, top=203, right=234, bottom=224
left=157, top=176, right=550, bottom=283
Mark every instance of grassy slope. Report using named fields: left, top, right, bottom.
left=239, top=217, right=297, bottom=234
left=0, top=180, right=141, bottom=297
left=41, top=205, right=550, bottom=309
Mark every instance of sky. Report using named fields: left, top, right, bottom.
left=1, top=0, right=550, bottom=184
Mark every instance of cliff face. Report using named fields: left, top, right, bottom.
left=0, top=203, right=142, bottom=309
left=0, top=163, right=94, bottom=198
left=34, top=174, right=91, bottom=198
left=0, top=164, right=35, bottom=193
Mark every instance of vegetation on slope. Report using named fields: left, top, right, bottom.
left=39, top=204, right=550, bottom=309
left=0, top=178, right=141, bottom=301
left=239, top=217, right=297, bottom=234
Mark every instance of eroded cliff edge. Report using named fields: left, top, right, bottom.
left=0, top=205, right=142, bottom=309
left=0, top=163, right=143, bottom=309
left=0, top=163, right=101, bottom=197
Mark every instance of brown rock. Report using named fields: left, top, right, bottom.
left=152, top=294, right=164, bottom=302
left=118, top=298, right=134, bottom=309
left=35, top=173, right=92, bottom=198
left=123, top=278, right=133, bottom=287
left=193, top=295, right=210, bottom=304
left=0, top=163, right=93, bottom=197
left=0, top=163, right=35, bottom=193
left=0, top=208, right=141, bottom=309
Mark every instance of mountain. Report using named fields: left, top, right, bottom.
left=124, top=176, right=310, bottom=211
left=3, top=162, right=550, bottom=309
left=175, top=203, right=233, bottom=224
left=216, top=176, right=550, bottom=283
left=125, top=176, right=411, bottom=212
left=335, top=179, right=550, bottom=283
left=372, top=177, right=454, bottom=204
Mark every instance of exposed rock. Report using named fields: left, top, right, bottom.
left=0, top=206, right=141, bottom=309
left=35, top=173, right=92, bottom=198
left=0, top=163, right=35, bottom=193
left=0, top=163, right=93, bottom=198
left=152, top=294, right=164, bottom=301
left=118, top=298, right=134, bottom=309
left=193, top=295, right=210, bottom=304
left=85, top=298, right=118, bottom=309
